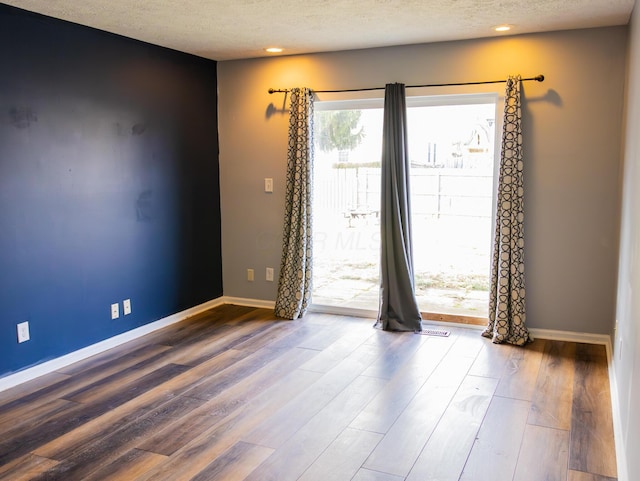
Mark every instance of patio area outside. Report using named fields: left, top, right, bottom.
left=312, top=206, right=491, bottom=318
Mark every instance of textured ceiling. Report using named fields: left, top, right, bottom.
left=1, top=0, right=635, bottom=60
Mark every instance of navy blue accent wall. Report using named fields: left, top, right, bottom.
left=0, top=5, right=222, bottom=377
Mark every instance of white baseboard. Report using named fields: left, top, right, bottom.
left=528, top=328, right=610, bottom=345
left=0, top=297, right=226, bottom=393
left=606, top=338, right=629, bottom=481
left=220, top=296, right=275, bottom=309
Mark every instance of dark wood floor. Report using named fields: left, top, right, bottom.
left=0, top=304, right=618, bottom=481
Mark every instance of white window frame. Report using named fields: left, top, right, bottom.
left=310, top=90, right=504, bottom=321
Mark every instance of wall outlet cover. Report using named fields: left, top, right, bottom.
left=17, top=321, right=30, bottom=343
left=123, top=299, right=132, bottom=315
left=111, top=303, right=120, bottom=319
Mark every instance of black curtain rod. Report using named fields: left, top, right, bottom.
left=268, top=74, right=544, bottom=94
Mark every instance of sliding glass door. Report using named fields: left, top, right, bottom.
left=407, top=97, right=497, bottom=319
left=312, top=95, right=498, bottom=320
left=312, top=101, right=383, bottom=310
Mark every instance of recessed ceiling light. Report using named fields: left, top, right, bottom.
left=494, top=25, right=512, bottom=32
left=265, top=47, right=284, bottom=53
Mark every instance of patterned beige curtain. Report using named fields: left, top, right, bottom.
left=483, top=75, right=532, bottom=345
left=274, top=88, right=314, bottom=319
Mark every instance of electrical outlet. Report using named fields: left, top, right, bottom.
left=266, top=267, right=274, bottom=282
left=265, top=178, right=273, bottom=193
left=111, top=303, right=120, bottom=319
left=247, top=268, right=255, bottom=281
left=123, top=299, right=132, bottom=315
left=17, top=321, right=30, bottom=343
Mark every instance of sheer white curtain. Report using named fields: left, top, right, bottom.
left=483, top=75, right=532, bottom=345
left=274, top=88, right=314, bottom=319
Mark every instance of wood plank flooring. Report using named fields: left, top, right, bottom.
left=0, top=305, right=618, bottom=480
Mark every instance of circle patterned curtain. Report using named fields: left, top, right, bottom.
left=274, top=88, right=314, bottom=320
left=483, top=75, right=532, bottom=345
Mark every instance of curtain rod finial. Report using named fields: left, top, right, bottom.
left=268, top=88, right=275, bottom=94
left=535, top=74, right=545, bottom=82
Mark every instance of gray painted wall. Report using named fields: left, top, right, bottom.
left=217, top=27, right=627, bottom=334
left=615, top=2, right=639, bottom=480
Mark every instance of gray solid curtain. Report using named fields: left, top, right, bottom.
left=375, top=83, right=423, bottom=332
left=483, top=75, right=532, bottom=345
left=274, top=88, right=314, bottom=319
